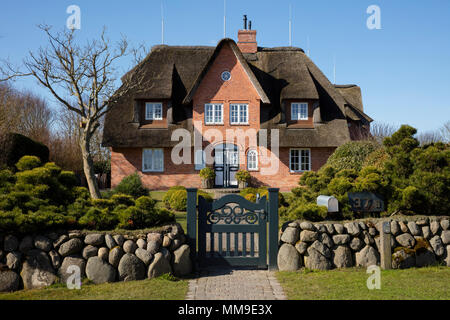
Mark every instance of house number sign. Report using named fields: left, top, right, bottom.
left=348, top=192, right=385, bottom=212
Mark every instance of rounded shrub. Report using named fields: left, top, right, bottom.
left=163, top=186, right=186, bottom=208
left=170, top=190, right=188, bottom=211
left=15, top=156, right=42, bottom=172
left=111, top=193, right=135, bottom=207
left=325, top=141, right=380, bottom=172
left=199, top=167, right=215, bottom=180
left=114, top=173, right=149, bottom=198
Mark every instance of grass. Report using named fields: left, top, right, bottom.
left=0, top=276, right=189, bottom=300
left=150, top=190, right=187, bottom=231
left=277, top=266, right=450, bottom=300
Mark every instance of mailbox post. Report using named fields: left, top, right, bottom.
left=380, top=221, right=392, bottom=270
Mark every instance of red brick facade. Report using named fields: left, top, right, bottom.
left=110, top=42, right=338, bottom=192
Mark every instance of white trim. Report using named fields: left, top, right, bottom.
left=142, top=148, right=164, bottom=172
left=230, top=103, right=249, bottom=125
left=291, top=102, right=308, bottom=121
left=145, top=102, right=163, bottom=120
left=247, top=149, right=258, bottom=171
left=204, top=103, right=224, bottom=125
left=289, top=148, right=311, bottom=172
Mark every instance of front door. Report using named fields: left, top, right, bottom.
left=214, top=144, right=239, bottom=188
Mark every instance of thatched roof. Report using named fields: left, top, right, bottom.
left=103, top=39, right=370, bottom=148
left=335, top=85, right=373, bottom=123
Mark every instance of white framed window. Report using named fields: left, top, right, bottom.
left=142, top=148, right=164, bottom=172
left=194, top=149, right=206, bottom=170
left=145, top=103, right=163, bottom=120
left=289, top=148, right=311, bottom=172
left=205, top=104, right=223, bottom=124
left=230, top=104, right=248, bottom=124
left=247, top=149, right=258, bottom=171
left=291, top=102, right=308, bottom=120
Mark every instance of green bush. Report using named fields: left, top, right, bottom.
left=325, top=141, right=379, bottom=172
left=113, top=173, right=149, bottom=198
left=281, top=200, right=328, bottom=222
left=283, top=125, right=449, bottom=221
left=236, top=170, right=251, bottom=183
left=170, top=190, right=188, bottom=211
left=111, top=193, right=135, bottom=207
left=79, top=207, right=119, bottom=230
left=0, top=157, right=176, bottom=233
left=239, top=187, right=286, bottom=207
left=199, top=167, right=215, bottom=180
left=163, top=186, right=186, bottom=208
left=16, top=156, right=42, bottom=171
left=163, top=186, right=213, bottom=211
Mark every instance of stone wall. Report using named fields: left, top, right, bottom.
left=0, top=224, right=191, bottom=293
left=277, top=217, right=450, bottom=271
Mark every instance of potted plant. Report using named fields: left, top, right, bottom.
left=199, top=167, right=215, bottom=189
left=236, top=170, right=251, bottom=189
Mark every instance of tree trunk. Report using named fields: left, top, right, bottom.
left=80, top=131, right=101, bottom=199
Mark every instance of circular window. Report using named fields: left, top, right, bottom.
left=221, top=71, right=231, bottom=81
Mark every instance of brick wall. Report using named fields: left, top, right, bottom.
left=111, top=146, right=335, bottom=192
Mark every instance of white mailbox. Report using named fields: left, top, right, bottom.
left=317, top=195, right=339, bottom=213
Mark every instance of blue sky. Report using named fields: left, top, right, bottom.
left=1, top=0, right=449, bottom=132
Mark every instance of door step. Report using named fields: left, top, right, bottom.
left=207, top=188, right=241, bottom=199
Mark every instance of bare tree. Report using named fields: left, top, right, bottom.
left=370, top=121, right=399, bottom=143
left=1, top=25, right=132, bottom=198
left=440, top=121, right=450, bottom=143
left=416, top=130, right=444, bottom=145
left=0, top=82, right=53, bottom=144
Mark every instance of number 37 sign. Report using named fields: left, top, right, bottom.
left=348, top=192, right=385, bottom=212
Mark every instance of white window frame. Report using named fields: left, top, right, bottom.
left=194, top=149, right=206, bottom=171
left=247, top=149, right=258, bottom=171
left=230, top=103, right=249, bottom=125
left=289, top=148, right=311, bottom=172
left=142, top=148, right=164, bottom=172
left=205, top=104, right=223, bottom=125
left=291, top=102, right=308, bottom=121
left=145, top=102, right=163, bottom=120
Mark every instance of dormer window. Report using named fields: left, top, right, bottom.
left=291, top=102, right=308, bottom=120
left=145, top=102, right=163, bottom=120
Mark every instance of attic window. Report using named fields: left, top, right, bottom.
left=291, top=103, right=308, bottom=120
left=145, top=103, right=163, bottom=120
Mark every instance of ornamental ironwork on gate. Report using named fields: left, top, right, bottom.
left=186, top=188, right=279, bottom=270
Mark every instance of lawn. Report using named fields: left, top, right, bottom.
left=0, top=276, right=189, bottom=300
left=150, top=190, right=187, bottom=231
left=277, top=266, right=450, bottom=300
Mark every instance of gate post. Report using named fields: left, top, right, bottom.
left=186, top=188, right=198, bottom=270
left=268, top=188, right=279, bottom=271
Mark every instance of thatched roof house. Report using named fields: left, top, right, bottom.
left=103, top=26, right=372, bottom=191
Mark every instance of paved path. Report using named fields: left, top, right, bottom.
left=186, top=267, right=287, bottom=300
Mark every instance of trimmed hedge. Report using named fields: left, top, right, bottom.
left=0, top=156, right=175, bottom=234
left=163, top=186, right=213, bottom=211
left=0, top=133, right=49, bottom=170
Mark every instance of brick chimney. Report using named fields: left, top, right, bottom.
left=237, top=15, right=257, bottom=53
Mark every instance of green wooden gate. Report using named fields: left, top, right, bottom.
left=186, top=188, right=279, bottom=270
